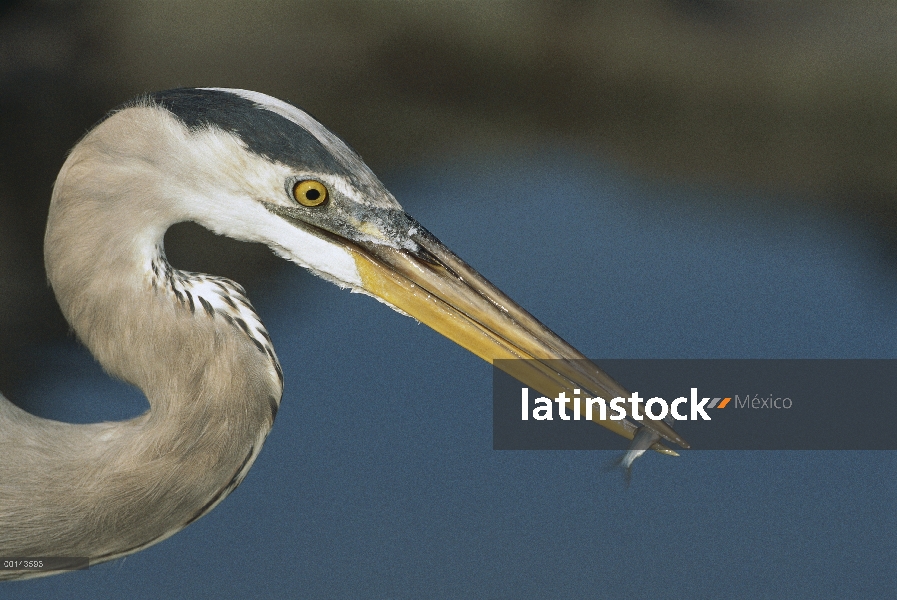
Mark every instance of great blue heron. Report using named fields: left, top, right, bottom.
left=0, top=88, right=687, bottom=580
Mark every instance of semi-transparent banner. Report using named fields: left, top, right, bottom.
left=493, top=359, right=897, bottom=450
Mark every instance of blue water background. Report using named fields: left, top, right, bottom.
left=7, top=149, right=896, bottom=598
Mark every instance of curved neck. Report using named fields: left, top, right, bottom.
left=0, top=132, right=282, bottom=574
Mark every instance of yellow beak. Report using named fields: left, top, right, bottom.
left=346, top=220, right=689, bottom=456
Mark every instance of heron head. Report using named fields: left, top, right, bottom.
left=74, top=87, right=687, bottom=452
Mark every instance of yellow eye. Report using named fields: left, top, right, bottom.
left=292, top=180, right=328, bottom=207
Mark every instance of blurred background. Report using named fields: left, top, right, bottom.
left=2, top=1, right=896, bottom=598
left=5, top=0, right=897, bottom=368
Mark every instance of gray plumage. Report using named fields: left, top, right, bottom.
left=0, top=88, right=685, bottom=580
left=0, top=88, right=402, bottom=579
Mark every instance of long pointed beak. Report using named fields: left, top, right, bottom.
left=347, top=218, right=689, bottom=455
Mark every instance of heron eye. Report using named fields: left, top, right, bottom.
left=292, top=180, right=328, bottom=207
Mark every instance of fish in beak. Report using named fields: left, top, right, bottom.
left=289, top=209, right=691, bottom=457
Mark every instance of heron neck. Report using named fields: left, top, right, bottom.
left=0, top=169, right=281, bottom=566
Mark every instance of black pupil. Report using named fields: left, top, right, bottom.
left=305, top=188, right=320, bottom=201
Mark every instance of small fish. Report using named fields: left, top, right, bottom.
left=612, top=426, right=660, bottom=487
left=609, top=412, right=681, bottom=486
